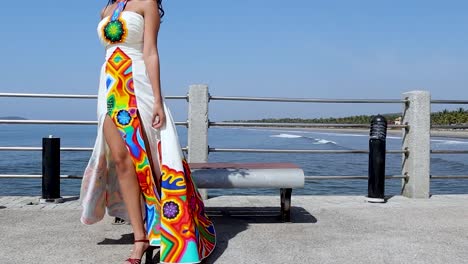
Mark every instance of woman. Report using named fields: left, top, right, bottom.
left=79, top=0, right=216, bottom=263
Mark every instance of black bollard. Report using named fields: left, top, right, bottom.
left=41, top=136, right=62, bottom=203
left=368, top=115, right=387, bottom=203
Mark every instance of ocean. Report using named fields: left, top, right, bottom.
left=1, top=125, right=468, bottom=196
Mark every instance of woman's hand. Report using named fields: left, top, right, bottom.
left=152, top=101, right=166, bottom=129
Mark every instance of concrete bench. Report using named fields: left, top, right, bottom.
left=190, top=162, right=305, bottom=222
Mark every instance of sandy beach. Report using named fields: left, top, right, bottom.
left=311, top=127, right=468, bottom=139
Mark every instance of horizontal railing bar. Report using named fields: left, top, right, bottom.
left=0, top=147, right=94, bottom=151
left=0, top=93, right=187, bottom=100
left=430, top=175, right=468, bottom=179
left=431, top=125, right=468, bottom=129
left=0, top=120, right=98, bottom=125
left=0, top=147, right=41, bottom=151
left=0, top=146, right=189, bottom=152
left=2, top=93, right=466, bottom=104
left=210, top=122, right=407, bottom=129
left=0, top=93, right=97, bottom=99
left=210, top=96, right=407, bottom=104
left=0, top=174, right=83, bottom=179
left=61, top=147, right=94, bottom=151
left=3, top=146, right=409, bottom=154
left=209, top=148, right=407, bottom=154
left=431, top=150, right=468, bottom=154
left=431, top=100, right=468, bottom=104
left=4, top=121, right=467, bottom=130
left=3, top=174, right=466, bottom=180
left=305, top=175, right=468, bottom=180
left=305, top=175, right=406, bottom=180
left=0, top=120, right=188, bottom=126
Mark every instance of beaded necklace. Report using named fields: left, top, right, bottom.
left=102, top=0, right=128, bottom=43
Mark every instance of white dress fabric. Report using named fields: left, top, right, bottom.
left=79, top=9, right=215, bottom=263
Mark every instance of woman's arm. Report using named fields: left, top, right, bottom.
left=142, top=1, right=166, bottom=129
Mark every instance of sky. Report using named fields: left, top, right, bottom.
left=1, top=0, right=468, bottom=122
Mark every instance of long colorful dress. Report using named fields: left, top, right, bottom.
left=79, top=2, right=216, bottom=263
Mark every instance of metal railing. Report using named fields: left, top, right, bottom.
left=209, top=121, right=407, bottom=129
left=2, top=89, right=468, bottom=199
left=209, top=148, right=408, bottom=154
left=9, top=174, right=465, bottom=181
left=431, top=99, right=468, bottom=104
left=0, top=92, right=187, bottom=100
left=205, top=94, right=408, bottom=157
left=0, top=120, right=189, bottom=126
left=209, top=95, right=408, bottom=104
left=427, top=98, right=468, bottom=180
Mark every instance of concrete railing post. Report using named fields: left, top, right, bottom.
left=187, top=84, right=209, bottom=200
left=401, top=91, right=431, bottom=198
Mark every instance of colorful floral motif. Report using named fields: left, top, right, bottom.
left=103, top=20, right=127, bottom=43
left=163, top=201, right=180, bottom=219
left=159, top=157, right=216, bottom=263
left=117, top=110, right=131, bottom=125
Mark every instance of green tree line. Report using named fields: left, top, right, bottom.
left=232, top=108, right=468, bottom=125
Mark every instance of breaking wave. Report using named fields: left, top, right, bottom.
left=270, top=133, right=337, bottom=145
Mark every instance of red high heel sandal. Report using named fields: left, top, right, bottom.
left=125, top=239, right=154, bottom=264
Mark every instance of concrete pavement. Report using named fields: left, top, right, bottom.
left=0, top=195, right=467, bottom=264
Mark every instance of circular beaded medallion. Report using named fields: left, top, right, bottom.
left=103, top=18, right=127, bottom=43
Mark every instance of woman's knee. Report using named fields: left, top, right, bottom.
left=112, top=151, right=133, bottom=174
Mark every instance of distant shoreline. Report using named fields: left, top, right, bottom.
left=0, top=116, right=27, bottom=120
left=220, top=126, right=468, bottom=139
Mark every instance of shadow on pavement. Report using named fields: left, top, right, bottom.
left=384, top=195, right=396, bottom=202
left=98, top=234, right=162, bottom=263
left=62, top=196, right=80, bottom=202
left=98, top=233, right=134, bottom=245
left=96, top=206, right=316, bottom=263
left=204, top=206, right=316, bottom=264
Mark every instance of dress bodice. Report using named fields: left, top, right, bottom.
left=97, top=11, right=144, bottom=58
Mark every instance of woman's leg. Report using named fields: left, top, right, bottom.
left=103, top=116, right=148, bottom=260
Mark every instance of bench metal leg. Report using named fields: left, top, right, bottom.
left=280, top=188, right=292, bottom=222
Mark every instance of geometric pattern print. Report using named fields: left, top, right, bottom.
left=105, top=47, right=161, bottom=245
left=158, top=142, right=216, bottom=263
left=181, top=160, right=216, bottom=259
left=106, top=48, right=216, bottom=263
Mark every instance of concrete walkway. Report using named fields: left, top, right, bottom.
left=0, top=195, right=467, bottom=264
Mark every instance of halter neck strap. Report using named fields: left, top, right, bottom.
left=110, top=0, right=127, bottom=21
